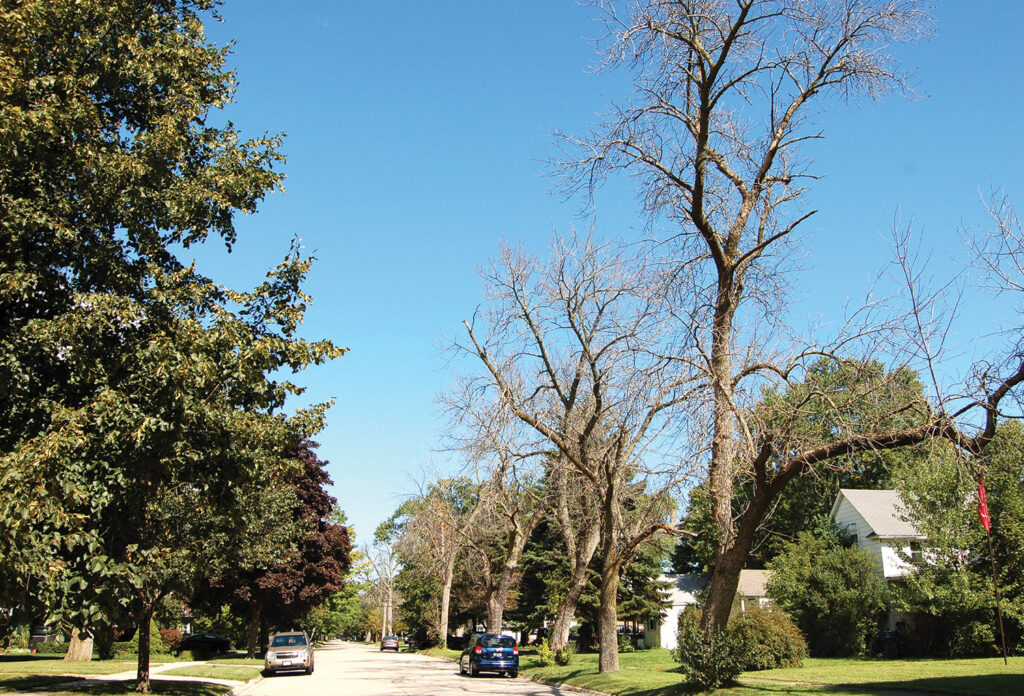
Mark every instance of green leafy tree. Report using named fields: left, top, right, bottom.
left=766, top=526, right=888, bottom=656
left=893, top=422, right=1024, bottom=656
left=0, top=0, right=343, bottom=690
left=674, top=361, right=931, bottom=571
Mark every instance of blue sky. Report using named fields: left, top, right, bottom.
left=195, top=1, right=1024, bottom=540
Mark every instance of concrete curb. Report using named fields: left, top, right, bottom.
left=225, top=672, right=265, bottom=696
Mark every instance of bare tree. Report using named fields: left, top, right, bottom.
left=557, top=0, right=1024, bottom=636
left=364, top=539, right=400, bottom=639
left=396, top=478, right=481, bottom=645
left=456, top=234, right=700, bottom=672
left=546, top=459, right=602, bottom=653
left=443, top=382, right=553, bottom=634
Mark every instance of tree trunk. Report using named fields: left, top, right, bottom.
left=63, top=627, right=93, bottom=662
left=550, top=522, right=601, bottom=652
left=259, top=615, right=269, bottom=656
left=704, top=272, right=739, bottom=632
left=246, top=603, right=260, bottom=658
left=549, top=569, right=590, bottom=652
left=135, top=610, right=153, bottom=693
left=438, top=555, right=456, bottom=646
left=596, top=560, right=621, bottom=673
left=485, top=592, right=503, bottom=634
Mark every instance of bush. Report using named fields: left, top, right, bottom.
left=729, top=607, right=807, bottom=670
left=554, top=643, right=574, bottom=666
left=32, top=640, right=69, bottom=655
left=112, top=641, right=137, bottom=657
left=536, top=638, right=555, bottom=666
left=159, top=629, right=182, bottom=653
left=675, top=608, right=744, bottom=692
left=109, top=621, right=170, bottom=658
left=8, top=625, right=30, bottom=650
left=767, top=531, right=888, bottom=656
left=617, top=634, right=635, bottom=653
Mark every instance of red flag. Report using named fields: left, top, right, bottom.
left=978, top=476, right=991, bottom=533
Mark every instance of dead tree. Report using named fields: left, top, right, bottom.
left=456, top=234, right=701, bottom=672
left=558, top=0, right=1024, bottom=634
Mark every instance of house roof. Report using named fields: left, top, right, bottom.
left=831, top=489, right=922, bottom=538
left=736, top=569, right=770, bottom=597
left=660, top=569, right=771, bottom=605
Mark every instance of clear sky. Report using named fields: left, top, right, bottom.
left=193, top=1, right=1024, bottom=541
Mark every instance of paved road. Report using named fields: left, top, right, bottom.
left=245, top=640, right=575, bottom=696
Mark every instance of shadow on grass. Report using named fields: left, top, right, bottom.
left=839, top=673, right=1024, bottom=696
left=0, top=655, right=60, bottom=663
left=0, top=675, right=74, bottom=692
left=33, top=681, right=229, bottom=696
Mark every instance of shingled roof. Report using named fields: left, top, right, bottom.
left=831, top=489, right=923, bottom=538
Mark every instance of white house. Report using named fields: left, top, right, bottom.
left=829, top=489, right=925, bottom=579
left=652, top=570, right=771, bottom=650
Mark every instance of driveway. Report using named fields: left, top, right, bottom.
left=245, top=640, right=576, bottom=696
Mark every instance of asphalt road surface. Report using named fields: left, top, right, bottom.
left=246, top=640, right=574, bottom=696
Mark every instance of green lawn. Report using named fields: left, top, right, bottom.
left=419, top=646, right=462, bottom=660
left=521, top=649, right=691, bottom=696
left=0, top=655, right=136, bottom=675
left=160, top=665, right=262, bottom=681
left=39, top=682, right=230, bottom=696
left=748, top=656, right=1024, bottom=696
left=207, top=657, right=263, bottom=666
left=512, top=649, right=1024, bottom=696
left=0, top=673, right=77, bottom=692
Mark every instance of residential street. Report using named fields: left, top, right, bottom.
left=246, top=641, right=569, bottom=696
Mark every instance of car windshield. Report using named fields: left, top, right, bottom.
left=271, top=635, right=307, bottom=647
left=479, top=635, right=516, bottom=647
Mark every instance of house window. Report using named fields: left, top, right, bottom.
left=910, top=541, right=923, bottom=564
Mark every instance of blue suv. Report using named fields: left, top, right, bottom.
left=459, top=634, right=519, bottom=678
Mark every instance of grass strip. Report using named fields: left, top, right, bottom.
left=207, top=657, right=262, bottom=666
left=159, top=665, right=261, bottom=681
left=42, top=681, right=231, bottom=696
left=0, top=656, right=136, bottom=675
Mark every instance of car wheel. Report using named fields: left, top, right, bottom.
left=305, top=666, right=313, bottom=675
left=509, top=669, right=519, bottom=678
left=459, top=658, right=465, bottom=675
left=470, top=660, right=479, bottom=678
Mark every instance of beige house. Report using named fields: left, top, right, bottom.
left=651, top=570, right=772, bottom=650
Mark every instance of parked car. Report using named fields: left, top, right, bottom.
left=177, top=632, right=230, bottom=656
left=459, top=634, right=518, bottom=678
left=264, top=631, right=314, bottom=675
left=380, top=635, right=399, bottom=651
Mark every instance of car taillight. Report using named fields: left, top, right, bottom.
left=513, top=646, right=519, bottom=655
left=474, top=645, right=482, bottom=654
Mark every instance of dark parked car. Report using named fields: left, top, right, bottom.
left=380, top=635, right=399, bottom=651
left=459, top=634, right=518, bottom=678
left=177, top=632, right=230, bottom=656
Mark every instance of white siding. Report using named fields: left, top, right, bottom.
left=654, top=575, right=703, bottom=650
left=832, top=497, right=885, bottom=575
left=880, top=541, right=914, bottom=578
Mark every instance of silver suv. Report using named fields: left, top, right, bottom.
left=264, top=631, right=314, bottom=675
